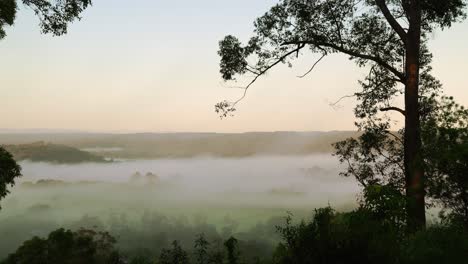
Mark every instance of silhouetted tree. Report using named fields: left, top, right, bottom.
left=158, top=240, right=189, bottom=264
left=422, top=96, right=468, bottom=227
left=217, top=0, right=467, bottom=232
left=274, top=207, right=468, bottom=264
left=2, top=228, right=122, bottom=264
left=207, top=240, right=224, bottom=264
left=224, top=237, right=239, bottom=264
left=334, top=94, right=468, bottom=229
left=194, top=233, right=209, bottom=264
left=0, top=147, right=21, bottom=208
left=0, top=0, right=91, bottom=40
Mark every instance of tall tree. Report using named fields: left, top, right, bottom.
left=216, top=0, right=466, bottom=231
left=194, top=233, right=210, bottom=264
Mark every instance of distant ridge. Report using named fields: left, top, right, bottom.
left=0, top=131, right=359, bottom=159
left=3, top=142, right=107, bottom=164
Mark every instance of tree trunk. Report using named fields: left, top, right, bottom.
left=404, top=0, right=426, bottom=232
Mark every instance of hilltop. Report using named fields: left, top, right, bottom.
left=2, top=142, right=108, bottom=164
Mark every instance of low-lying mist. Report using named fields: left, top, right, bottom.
left=0, top=154, right=360, bottom=259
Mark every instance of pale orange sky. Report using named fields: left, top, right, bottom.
left=1, top=0, right=467, bottom=133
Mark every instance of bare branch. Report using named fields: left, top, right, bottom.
left=329, top=94, right=357, bottom=108
left=217, top=44, right=307, bottom=117
left=297, top=53, right=326, bottom=78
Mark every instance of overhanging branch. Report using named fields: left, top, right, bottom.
left=216, top=43, right=308, bottom=117
left=380, top=106, right=406, bottom=116
left=281, top=40, right=405, bottom=82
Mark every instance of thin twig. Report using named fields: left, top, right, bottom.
left=297, top=53, right=326, bottom=78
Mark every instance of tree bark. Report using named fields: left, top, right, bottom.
left=404, top=0, right=426, bottom=232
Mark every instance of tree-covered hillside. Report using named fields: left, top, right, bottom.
left=3, top=142, right=107, bottom=164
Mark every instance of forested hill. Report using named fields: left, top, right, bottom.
left=0, top=131, right=359, bottom=159
left=2, top=142, right=107, bottom=164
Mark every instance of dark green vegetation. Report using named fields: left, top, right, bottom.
left=217, top=0, right=467, bottom=231
left=334, top=95, right=468, bottom=228
left=3, top=207, right=468, bottom=264
left=0, top=0, right=90, bottom=40
left=0, top=132, right=357, bottom=159
left=0, top=147, right=21, bottom=208
left=1, top=228, right=121, bottom=264
left=0, top=199, right=283, bottom=264
left=3, top=142, right=107, bottom=164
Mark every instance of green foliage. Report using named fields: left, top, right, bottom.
left=129, top=256, right=153, bottom=264
left=3, top=208, right=468, bottom=264
left=0, top=0, right=16, bottom=39
left=0, top=0, right=91, bottom=40
left=422, top=95, right=468, bottom=226
left=224, top=237, right=240, bottom=264
left=274, top=207, right=468, bottom=264
left=2, top=228, right=122, bottom=264
left=274, top=207, right=401, bottom=264
left=335, top=94, right=468, bottom=227
left=0, top=147, right=21, bottom=208
left=158, top=241, right=189, bottom=264
left=421, top=0, right=467, bottom=29
left=194, top=234, right=209, bottom=264
left=216, top=0, right=467, bottom=112
left=361, top=184, right=406, bottom=233
left=401, top=225, right=468, bottom=264
left=216, top=0, right=467, bottom=232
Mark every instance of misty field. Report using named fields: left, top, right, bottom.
left=0, top=155, right=359, bottom=258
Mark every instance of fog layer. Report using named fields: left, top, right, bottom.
left=0, top=155, right=360, bottom=258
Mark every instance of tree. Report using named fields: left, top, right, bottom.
left=0, top=147, right=21, bottom=208
left=334, top=93, right=468, bottom=229
left=2, top=228, right=122, bottom=264
left=423, top=96, right=468, bottom=227
left=194, top=233, right=209, bottom=264
left=216, top=0, right=467, bottom=232
left=0, top=0, right=91, bottom=40
left=158, top=240, right=189, bottom=264
left=224, top=236, right=240, bottom=264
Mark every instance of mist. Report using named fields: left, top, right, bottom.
left=0, top=154, right=360, bottom=258
left=11, top=155, right=359, bottom=206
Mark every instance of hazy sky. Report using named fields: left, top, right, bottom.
left=1, top=0, right=467, bottom=133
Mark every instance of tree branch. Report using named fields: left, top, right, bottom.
left=380, top=106, right=406, bottom=116
left=281, top=41, right=405, bottom=82
left=227, top=44, right=307, bottom=109
left=375, top=0, right=407, bottom=45
left=329, top=94, right=356, bottom=108
left=297, top=53, right=326, bottom=78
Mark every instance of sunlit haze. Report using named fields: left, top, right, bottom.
left=1, top=0, right=467, bottom=133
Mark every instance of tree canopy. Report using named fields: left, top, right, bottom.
left=0, top=147, right=21, bottom=208
left=217, top=0, right=466, bottom=115
left=0, top=0, right=91, bottom=40
left=217, top=0, right=467, bottom=231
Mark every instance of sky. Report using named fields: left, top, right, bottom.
left=0, top=0, right=467, bottom=133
